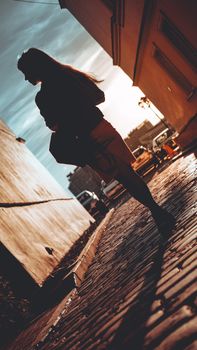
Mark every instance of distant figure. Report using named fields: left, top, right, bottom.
left=17, top=48, right=175, bottom=234
left=162, top=144, right=178, bottom=159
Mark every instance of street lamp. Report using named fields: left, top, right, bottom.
left=138, top=96, right=172, bottom=130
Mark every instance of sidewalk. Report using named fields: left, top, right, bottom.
left=5, top=153, right=197, bottom=350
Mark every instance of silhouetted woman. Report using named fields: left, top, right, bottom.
left=17, top=48, right=175, bottom=234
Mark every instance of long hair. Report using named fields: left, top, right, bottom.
left=17, top=48, right=103, bottom=85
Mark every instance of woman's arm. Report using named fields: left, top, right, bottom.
left=95, top=89, right=105, bottom=105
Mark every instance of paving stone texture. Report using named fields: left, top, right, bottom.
left=4, top=154, right=197, bottom=350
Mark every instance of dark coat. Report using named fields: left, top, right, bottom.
left=35, top=74, right=105, bottom=166
left=35, top=74, right=104, bottom=135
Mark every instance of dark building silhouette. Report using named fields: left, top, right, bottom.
left=124, top=120, right=167, bottom=150
left=124, top=120, right=153, bottom=150
left=67, top=165, right=102, bottom=197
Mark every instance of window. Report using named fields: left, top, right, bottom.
left=159, top=12, right=197, bottom=71
left=153, top=44, right=195, bottom=96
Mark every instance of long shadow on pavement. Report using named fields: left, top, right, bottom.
left=109, top=179, right=191, bottom=350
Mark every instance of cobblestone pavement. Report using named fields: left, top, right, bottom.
left=5, top=154, right=197, bottom=350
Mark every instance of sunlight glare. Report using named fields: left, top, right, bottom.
left=99, top=68, right=163, bottom=138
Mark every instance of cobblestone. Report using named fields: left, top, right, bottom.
left=4, top=154, right=197, bottom=350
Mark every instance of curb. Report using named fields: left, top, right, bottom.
left=22, top=210, right=115, bottom=350
left=64, top=208, right=115, bottom=288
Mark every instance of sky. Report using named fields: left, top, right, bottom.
left=0, top=0, right=163, bottom=192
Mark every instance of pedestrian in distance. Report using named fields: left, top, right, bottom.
left=17, top=48, right=175, bottom=235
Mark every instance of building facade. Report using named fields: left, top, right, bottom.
left=0, top=120, right=93, bottom=288
left=124, top=120, right=167, bottom=150
left=60, top=0, right=197, bottom=149
left=67, top=165, right=102, bottom=197
left=124, top=120, right=153, bottom=150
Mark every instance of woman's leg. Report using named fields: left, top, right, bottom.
left=89, top=119, right=175, bottom=233
left=115, top=163, right=160, bottom=212
left=115, top=163, right=175, bottom=233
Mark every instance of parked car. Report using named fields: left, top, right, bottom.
left=132, top=146, right=160, bottom=176
left=101, top=179, right=125, bottom=200
left=152, top=128, right=178, bottom=150
left=76, top=190, right=108, bottom=218
left=152, top=128, right=179, bottom=160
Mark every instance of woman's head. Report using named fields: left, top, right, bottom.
left=17, top=48, right=58, bottom=85
left=18, top=48, right=103, bottom=86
